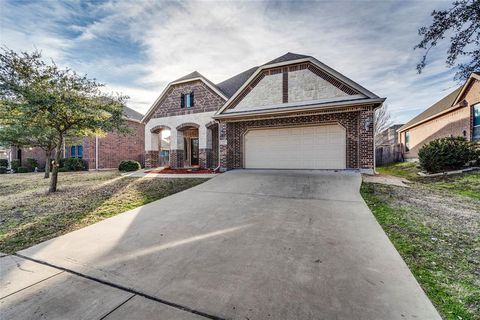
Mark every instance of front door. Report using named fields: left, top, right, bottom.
left=190, top=138, right=199, bottom=166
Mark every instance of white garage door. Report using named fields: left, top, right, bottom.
left=244, top=124, right=346, bottom=169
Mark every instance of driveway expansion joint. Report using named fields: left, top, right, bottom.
left=14, top=254, right=227, bottom=320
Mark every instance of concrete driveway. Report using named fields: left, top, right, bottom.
left=2, top=170, right=440, bottom=319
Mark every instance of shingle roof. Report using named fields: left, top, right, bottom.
left=123, top=106, right=143, bottom=121
left=172, top=71, right=204, bottom=83
left=398, top=87, right=462, bottom=132
left=263, top=52, right=311, bottom=65
left=215, top=53, right=312, bottom=98
left=216, top=66, right=258, bottom=98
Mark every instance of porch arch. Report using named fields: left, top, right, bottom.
left=176, top=122, right=200, bottom=130
left=150, top=124, right=171, bottom=133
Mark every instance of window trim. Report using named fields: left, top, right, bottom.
left=473, top=103, right=480, bottom=141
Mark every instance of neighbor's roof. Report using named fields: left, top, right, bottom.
left=123, top=106, right=143, bottom=121
left=398, top=87, right=462, bottom=132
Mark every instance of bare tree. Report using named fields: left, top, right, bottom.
left=374, top=103, right=393, bottom=145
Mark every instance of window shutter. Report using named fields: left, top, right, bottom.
left=180, top=94, right=185, bottom=108
left=191, top=91, right=194, bottom=107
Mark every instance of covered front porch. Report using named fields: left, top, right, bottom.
left=145, top=120, right=218, bottom=169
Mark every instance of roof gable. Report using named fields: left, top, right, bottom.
left=216, top=55, right=381, bottom=116
left=142, top=72, right=227, bottom=123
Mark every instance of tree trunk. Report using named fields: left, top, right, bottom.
left=49, top=136, right=63, bottom=192
left=44, top=149, right=51, bottom=179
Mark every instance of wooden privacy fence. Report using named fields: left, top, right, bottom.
left=376, top=144, right=403, bottom=166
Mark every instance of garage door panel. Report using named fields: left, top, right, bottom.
left=244, top=124, right=346, bottom=169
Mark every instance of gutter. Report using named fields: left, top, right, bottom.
left=213, top=98, right=385, bottom=120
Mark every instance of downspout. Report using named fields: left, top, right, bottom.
left=95, top=135, right=99, bottom=170
left=63, top=140, right=66, bottom=158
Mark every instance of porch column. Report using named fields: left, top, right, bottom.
left=219, top=121, right=229, bottom=171
left=170, top=129, right=184, bottom=168
left=145, top=131, right=159, bottom=169
left=359, top=108, right=375, bottom=173
left=199, top=126, right=208, bottom=168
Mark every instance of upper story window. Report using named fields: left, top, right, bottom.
left=473, top=103, right=480, bottom=141
left=405, top=131, right=410, bottom=151
left=181, top=92, right=194, bottom=108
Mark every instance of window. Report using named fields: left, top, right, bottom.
left=473, top=103, right=480, bottom=141
left=405, top=131, right=410, bottom=151
left=180, top=92, right=194, bottom=108
left=70, top=145, right=83, bottom=158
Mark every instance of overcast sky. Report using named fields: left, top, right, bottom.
left=0, top=0, right=461, bottom=124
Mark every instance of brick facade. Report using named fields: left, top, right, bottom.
left=399, top=79, right=480, bottom=159
left=13, top=119, right=145, bottom=170
left=170, top=149, right=184, bottom=168
left=219, top=108, right=375, bottom=170
left=147, top=80, right=226, bottom=120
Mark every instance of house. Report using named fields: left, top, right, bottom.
left=143, top=53, right=385, bottom=174
left=398, top=72, right=480, bottom=159
left=11, top=106, right=145, bottom=170
left=378, top=124, right=404, bottom=146
left=375, top=124, right=404, bottom=166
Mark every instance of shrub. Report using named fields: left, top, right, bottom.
left=418, top=137, right=478, bottom=173
left=0, top=166, right=7, bottom=174
left=10, top=159, right=20, bottom=172
left=25, top=158, right=38, bottom=171
left=60, top=158, right=88, bottom=171
left=16, top=166, right=29, bottom=173
left=0, top=159, right=8, bottom=167
left=118, top=160, right=141, bottom=172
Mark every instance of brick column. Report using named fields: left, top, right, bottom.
left=170, top=149, right=184, bottom=168
left=219, top=121, right=228, bottom=171
left=359, top=108, right=375, bottom=170
left=199, top=148, right=207, bottom=168
left=145, top=151, right=159, bottom=168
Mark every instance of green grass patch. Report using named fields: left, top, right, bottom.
left=361, top=183, right=480, bottom=320
left=427, top=172, right=480, bottom=201
left=376, top=162, right=420, bottom=180
left=0, top=171, right=208, bottom=253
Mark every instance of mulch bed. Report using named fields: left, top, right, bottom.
left=144, top=168, right=218, bottom=174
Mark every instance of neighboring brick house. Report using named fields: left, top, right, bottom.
left=143, top=53, right=385, bottom=174
left=11, top=106, right=145, bottom=170
left=398, top=72, right=480, bottom=159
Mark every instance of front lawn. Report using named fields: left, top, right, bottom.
left=0, top=171, right=208, bottom=254
left=362, top=163, right=480, bottom=319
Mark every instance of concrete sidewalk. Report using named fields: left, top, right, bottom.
left=5, top=170, right=441, bottom=319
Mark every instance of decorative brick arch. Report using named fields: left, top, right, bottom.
left=150, top=125, right=171, bottom=133
left=176, top=122, right=200, bottom=130
left=205, top=121, right=218, bottom=128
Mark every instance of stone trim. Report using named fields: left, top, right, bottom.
left=176, top=122, right=200, bottom=130
left=150, top=125, right=171, bottom=133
